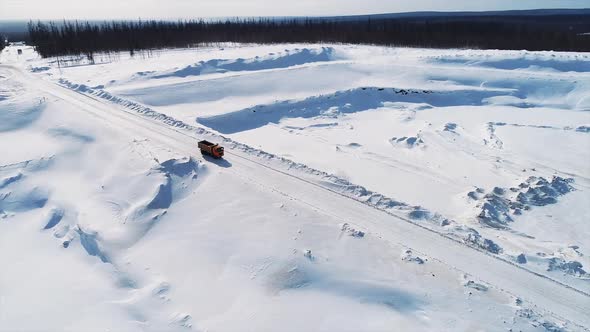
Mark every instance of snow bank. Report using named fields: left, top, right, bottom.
left=152, top=47, right=337, bottom=79
left=197, top=87, right=507, bottom=134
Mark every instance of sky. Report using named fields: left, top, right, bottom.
left=1, top=0, right=589, bottom=20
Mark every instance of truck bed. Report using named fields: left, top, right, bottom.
left=198, top=140, right=215, bottom=147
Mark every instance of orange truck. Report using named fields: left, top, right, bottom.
left=198, top=140, right=224, bottom=159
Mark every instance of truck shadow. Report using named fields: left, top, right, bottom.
left=202, top=154, right=232, bottom=168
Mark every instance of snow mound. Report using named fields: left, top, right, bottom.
left=283, top=122, right=339, bottom=132
left=30, top=66, right=50, bottom=73
left=484, top=122, right=504, bottom=149
left=152, top=47, right=336, bottom=79
left=47, top=127, right=94, bottom=143
left=430, top=53, right=590, bottom=72
left=443, top=122, right=458, bottom=133
left=401, top=249, right=425, bottom=264
left=389, top=135, right=425, bottom=149
left=157, top=157, right=200, bottom=178
left=461, top=275, right=489, bottom=292
left=547, top=258, right=588, bottom=278
left=268, top=264, right=311, bottom=291
left=340, top=223, right=365, bottom=238
left=77, top=226, right=110, bottom=263
left=464, top=280, right=488, bottom=291
left=0, top=85, right=46, bottom=132
left=146, top=178, right=173, bottom=210
left=428, top=65, right=584, bottom=109
left=0, top=187, right=48, bottom=214
left=489, top=121, right=580, bottom=133
left=469, top=176, right=575, bottom=228
left=139, top=157, right=200, bottom=212
left=0, top=157, right=55, bottom=217
left=460, top=228, right=503, bottom=254
left=139, top=157, right=200, bottom=211
left=0, top=173, right=23, bottom=189
left=142, top=158, right=200, bottom=210
left=516, top=177, right=575, bottom=206
left=516, top=308, right=568, bottom=332
left=170, top=313, right=193, bottom=329
left=0, top=157, right=54, bottom=174
left=43, top=207, right=65, bottom=230
left=266, top=262, right=423, bottom=312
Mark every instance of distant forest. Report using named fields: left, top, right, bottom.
left=27, top=14, right=590, bottom=59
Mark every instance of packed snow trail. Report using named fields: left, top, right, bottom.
left=3, top=64, right=589, bottom=329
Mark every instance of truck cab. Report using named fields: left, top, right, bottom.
left=212, top=145, right=224, bottom=158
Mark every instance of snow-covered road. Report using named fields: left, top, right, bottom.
left=3, top=63, right=589, bottom=329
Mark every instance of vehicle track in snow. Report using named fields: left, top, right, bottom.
left=3, top=64, right=589, bottom=329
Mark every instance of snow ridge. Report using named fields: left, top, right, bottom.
left=152, top=47, right=337, bottom=79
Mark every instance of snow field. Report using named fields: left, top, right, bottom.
left=1, top=43, right=589, bottom=331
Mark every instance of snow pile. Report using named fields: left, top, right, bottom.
left=516, top=308, right=568, bottom=332
left=459, top=227, right=503, bottom=254
left=469, top=176, right=575, bottom=228
left=389, top=135, right=425, bottom=149
left=461, top=274, right=489, bottom=292
left=30, top=66, right=51, bottom=73
left=443, top=122, right=458, bottom=133
left=516, top=253, right=527, bottom=264
left=0, top=173, right=23, bottom=189
left=547, top=258, right=588, bottom=278
left=340, top=223, right=365, bottom=238
left=43, top=207, right=65, bottom=230
left=401, top=249, right=425, bottom=264
left=516, top=176, right=574, bottom=206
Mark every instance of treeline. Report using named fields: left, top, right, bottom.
left=28, top=15, right=590, bottom=58
left=0, top=37, right=5, bottom=52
